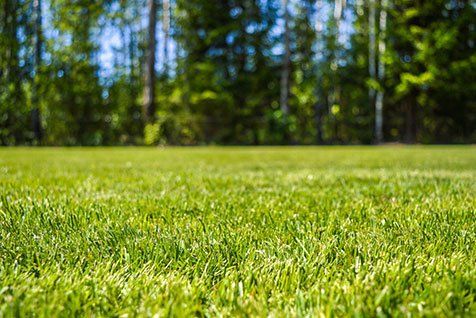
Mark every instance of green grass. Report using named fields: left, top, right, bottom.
left=0, top=146, right=475, bottom=317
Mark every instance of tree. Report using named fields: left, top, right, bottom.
left=42, top=0, right=105, bottom=145
left=105, top=0, right=144, bottom=144
left=279, top=0, right=290, bottom=117
left=0, top=0, right=39, bottom=145
left=143, top=0, right=157, bottom=123
left=330, top=0, right=346, bottom=142
left=313, top=0, right=325, bottom=143
left=0, top=0, right=474, bottom=145
left=288, top=0, right=317, bottom=144
left=375, top=0, right=388, bottom=143
left=32, top=0, right=43, bottom=143
left=368, top=0, right=377, bottom=139
left=162, top=0, right=170, bottom=78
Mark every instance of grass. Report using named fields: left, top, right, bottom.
left=0, top=146, right=475, bottom=317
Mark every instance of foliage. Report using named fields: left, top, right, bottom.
left=0, top=0, right=474, bottom=145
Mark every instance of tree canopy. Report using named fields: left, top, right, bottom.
left=1, top=0, right=474, bottom=145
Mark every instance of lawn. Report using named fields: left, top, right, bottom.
left=0, top=146, right=475, bottom=317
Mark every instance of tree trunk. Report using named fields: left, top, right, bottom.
left=162, top=0, right=170, bottom=78
left=331, top=0, right=345, bottom=144
left=374, top=91, right=384, bottom=143
left=314, top=0, right=324, bottom=144
left=368, top=0, right=377, bottom=132
left=280, top=0, right=290, bottom=116
left=128, top=24, right=135, bottom=83
left=143, top=0, right=157, bottom=123
left=404, top=98, right=417, bottom=143
left=375, top=0, right=387, bottom=144
left=128, top=2, right=140, bottom=84
left=334, top=0, right=346, bottom=20
left=3, top=0, right=19, bottom=82
left=174, top=0, right=182, bottom=77
left=32, top=0, right=43, bottom=143
left=314, top=103, right=323, bottom=144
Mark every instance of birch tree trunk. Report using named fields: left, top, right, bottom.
left=162, top=0, right=170, bottom=78
left=314, top=0, right=324, bottom=144
left=32, top=0, right=43, bottom=142
left=331, top=0, right=345, bottom=142
left=375, top=0, right=387, bottom=143
left=368, top=0, right=377, bottom=139
left=334, top=0, right=346, bottom=20
left=280, top=0, right=290, bottom=116
left=143, top=0, right=157, bottom=123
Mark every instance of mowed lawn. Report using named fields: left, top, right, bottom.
left=0, top=147, right=475, bottom=317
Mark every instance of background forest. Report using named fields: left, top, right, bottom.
left=1, top=0, right=475, bottom=146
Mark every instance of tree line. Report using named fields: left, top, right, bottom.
left=1, top=0, right=474, bottom=145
